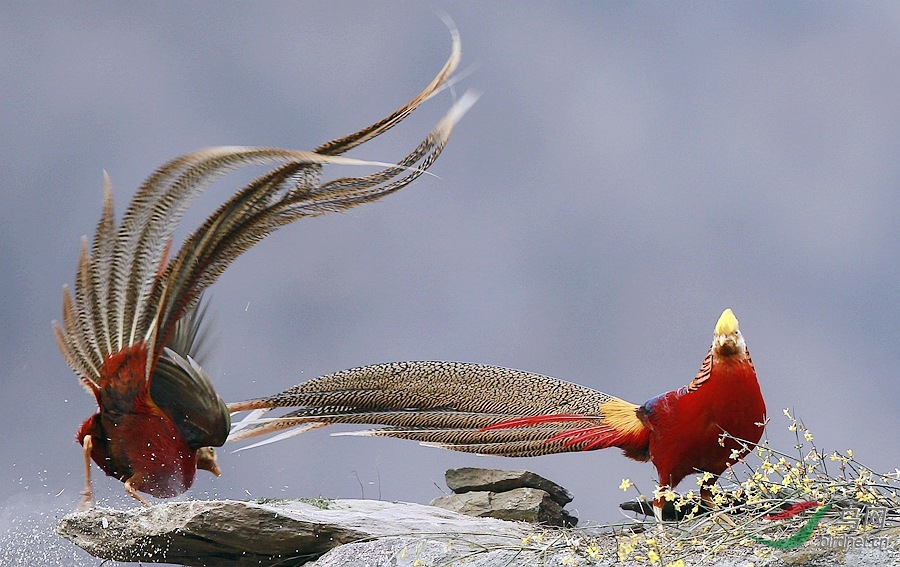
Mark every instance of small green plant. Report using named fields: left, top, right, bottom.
left=253, top=496, right=334, bottom=509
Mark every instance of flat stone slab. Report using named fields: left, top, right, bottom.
left=445, top=467, right=574, bottom=505
left=432, top=487, right=577, bottom=527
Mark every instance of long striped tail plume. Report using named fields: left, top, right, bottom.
left=227, top=361, right=651, bottom=459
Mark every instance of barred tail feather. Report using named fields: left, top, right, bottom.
left=230, top=423, right=328, bottom=452
left=479, top=397, right=650, bottom=458
left=419, top=439, right=595, bottom=457
left=227, top=361, right=651, bottom=460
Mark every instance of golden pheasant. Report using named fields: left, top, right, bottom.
left=53, top=31, right=474, bottom=508
left=229, top=308, right=766, bottom=519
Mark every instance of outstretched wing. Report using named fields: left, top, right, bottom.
left=228, top=361, right=650, bottom=458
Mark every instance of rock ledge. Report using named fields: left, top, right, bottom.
left=58, top=498, right=534, bottom=567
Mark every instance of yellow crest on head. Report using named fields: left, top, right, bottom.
left=715, top=308, right=739, bottom=335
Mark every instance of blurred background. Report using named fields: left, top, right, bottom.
left=2, top=2, right=899, bottom=564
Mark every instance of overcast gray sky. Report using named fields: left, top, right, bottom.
left=3, top=3, right=900, bottom=564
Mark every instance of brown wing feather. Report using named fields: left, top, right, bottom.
left=151, top=351, right=229, bottom=449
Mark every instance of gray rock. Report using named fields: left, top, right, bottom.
left=445, top=467, right=574, bottom=506
left=308, top=535, right=612, bottom=567
left=431, top=488, right=577, bottom=527
left=57, top=499, right=533, bottom=567
left=56, top=498, right=900, bottom=567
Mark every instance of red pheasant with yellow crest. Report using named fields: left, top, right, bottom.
left=230, top=308, right=766, bottom=518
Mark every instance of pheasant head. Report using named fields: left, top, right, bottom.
left=713, top=308, right=746, bottom=357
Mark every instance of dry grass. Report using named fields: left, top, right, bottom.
left=448, top=411, right=900, bottom=566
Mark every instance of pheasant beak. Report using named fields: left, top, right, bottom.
left=713, top=308, right=745, bottom=354
left=196, top=447, right=222, bottom=477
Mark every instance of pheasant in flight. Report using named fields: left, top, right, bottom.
left=230, top=308, right=766, bottom=520
left=53, top=31, right=473, bottom=508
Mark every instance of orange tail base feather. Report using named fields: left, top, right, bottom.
left=481, top=405, right=650, bottom=461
